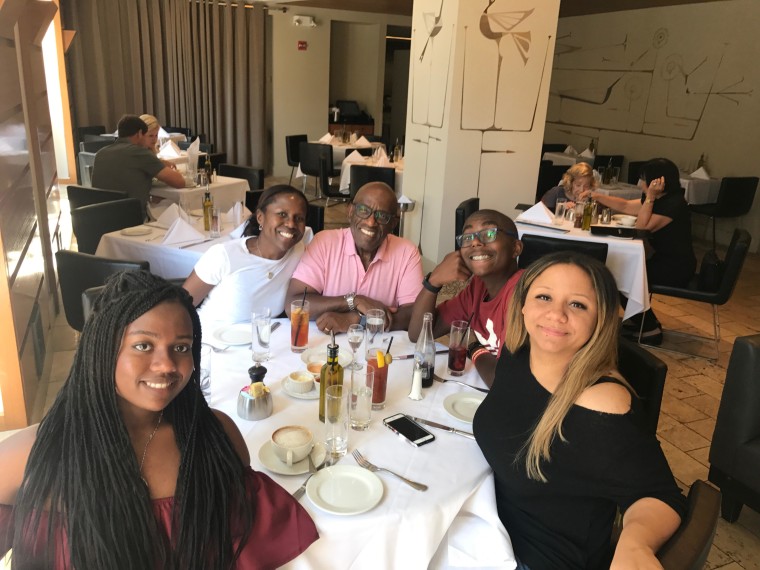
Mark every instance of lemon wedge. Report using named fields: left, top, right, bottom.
left=376, top=349, right=385, bottom=368
left=384, top=353, right=392, bottom=365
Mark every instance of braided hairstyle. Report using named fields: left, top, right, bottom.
left=12, top=271, right=252, bottom=569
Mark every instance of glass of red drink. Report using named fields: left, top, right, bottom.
left=366, top=350, right=389, bottom=410
left=290, top=300, right=310, bottom=353
left=447, top=320, right=469, bottom=377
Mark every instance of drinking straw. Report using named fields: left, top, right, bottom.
left=386, top=336, right=394, bottom=355
left=293, top=287, right=307, bottom=347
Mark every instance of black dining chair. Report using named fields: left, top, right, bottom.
left=245, top=190, right=264, bottom=214
left=617, top=338, right=667, bottom=435
left=626, top=161, right=646, bottom=185
left=163, top=126, right=192, bottom=138
left=67, top=185, right=129, bottom=211
left=541, top=143, right=566, bottom=155
left=70, top=198, right=145, bottom=255
left=307, top=203, right=325, bottom=234
left=285, top=134, right=307, bottom=185
left=218, top=163, right=265, bottom=190
left=349, top=165, right=396, bottom=200
left=79, top=139, right=115, bottom=153
left=535, top=160, right=569, bottom=204
left=517, top=234, right=609, bottom=269
left=689, top=177, right=758, bottom=249
left=454, top=198, right=480, bottom=250
left=55, top=249, right=150, bottom=331
left=318, top=156, right=349, bottom=208
left=195, top=152, right=227, bottom=172
left=593, top=154, right=625, bottom=170
left=345, top=148, right=373, bottom=159
left=299, top=143, right=339, bottom=200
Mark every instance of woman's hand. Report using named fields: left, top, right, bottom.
left=645, top=177, right=665, bottom=202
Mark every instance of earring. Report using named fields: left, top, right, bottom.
left=259, top=224, right=263, bottom=231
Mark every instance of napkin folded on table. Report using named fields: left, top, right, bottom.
left=344, top=150, right=366, bottom=164
left=186, top=137, right=201, bottom=173
left=579, top=147, right=595, bottom=158
left=156, top=203, right=181, bottom=228
left=690, top=166, right=710, bottom=179
left=224, top=202, right=252, bottom=227
left=162, top=217, right=205, bottom=246
left=318, top=132, right=333, bottom=144
left=355, top=136, right=372, bottom=147
left=376, top=156, right=391, bottom=167
left=157, top=140, right=181, bottom=159
left=564, top=145, right=578, bottom=156
left=516, top=202, right=554, bottom=225
left=398, top=195, right=414, bottom=204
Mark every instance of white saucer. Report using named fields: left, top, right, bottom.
left=282, top=376, right=320, bottom=400
left=306, top=465, right=383, bottom=515
left=258, top=441, right=327, bottom=476
left=120, top=226, right=152, bottom=237
left=300, top=346, right=353, bottom=368
left=443, top=392, right=486, bottom=424
left=212, top=323, right=250, bottom=346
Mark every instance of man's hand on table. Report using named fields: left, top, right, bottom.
left=354, top=296, right=398, bottom=330
left=315, top=311, right=360, bottom=334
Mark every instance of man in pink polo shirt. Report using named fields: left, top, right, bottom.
left=287, top=182, right=422, bottom=334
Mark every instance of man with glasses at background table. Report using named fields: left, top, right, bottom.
left=286, top=182, right=422, bottom=333
left=408, top=210, right=523, bottom=387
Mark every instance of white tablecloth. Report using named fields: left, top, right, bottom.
left=542, top=151, right=593, bottom=166
left=206, top=322, right=514, bottom=570
left=338, top=157, right=405, bottom=195
left=95, top=218, right=237, bottom=279
left=679, top=175, right=720, bottom=205
left=151, top=175, right=249, bottom=212
left=516, top=221, right=650, bottom=320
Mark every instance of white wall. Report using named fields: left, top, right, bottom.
left=270, top=8, right=411, bottom=177
left=544, top=0, right=760, bottom=249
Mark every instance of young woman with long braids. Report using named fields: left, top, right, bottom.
left=0, top=271, right=317, bottom=568
left=473, top=253, right=685, bottom=569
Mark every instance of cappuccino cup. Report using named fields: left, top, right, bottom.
left=271, top=425, right=313, bottom=466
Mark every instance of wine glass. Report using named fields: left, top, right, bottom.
left=346, top=324, right=364, bottom=370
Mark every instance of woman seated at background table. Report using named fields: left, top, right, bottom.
left=0, top=271, right=318, bottom=568
left=474, top=252, right=684, bottom=570
left=183, top=185, right=312, bottom=330
left=540, top=162, right=598, bottom=211
left=586, top=157, right=696, bottom=345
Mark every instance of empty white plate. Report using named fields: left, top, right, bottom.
left=212, top=323, right=251, bottom=346
left=306, top=465, right=383, bottom=515
left=443, top=392, right=486, bottom=424
left=120, top=226, right=152, bottom=237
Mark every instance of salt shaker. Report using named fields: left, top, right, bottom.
left=408, top=361, right=424, bottom=400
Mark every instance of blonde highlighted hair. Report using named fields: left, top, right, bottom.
left=139, top=113, right=159, bottom=132
left=504, top=251, right=624, bottom=482
left=560, top=162, right=597, bottom=193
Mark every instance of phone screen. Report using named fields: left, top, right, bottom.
left=383, top=414, right=435, bottom=447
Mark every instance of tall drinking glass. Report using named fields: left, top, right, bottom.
left=290, top=300, right=310, bottom=353
left=349, top=367, right=374, bottom=431
left=448, top=320, right=470, bottom=377
left=346, top=323, right=364, bottom=370
left=251, top=309, right=271, bottom=363
left=554, top=198, right=567, bottom=226
left=365, top=310, right=390, bottom=409
left=200, top=344, right=212, bottom=399
left=325, top=385, right=349, bottom=459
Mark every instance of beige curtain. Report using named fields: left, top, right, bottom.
left=62, top=0, right=266, bottom=168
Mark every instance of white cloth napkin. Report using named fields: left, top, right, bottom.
left=157, top=140, right=181, bottom=159
left=516, top=202, right=554, bottom=224
left=162, top=217, right=205, bottom=246
left=398, top=195, right=414, bottom=204
left=579, top=147, right=595, bottom=158
left=593, top=169, right=602, bottom=184
left=186, top=137, right=200, bottom=171
left=318, top=132, right=332, bottom=144
left=690, top=166, right=710, bottom=179
left=344, top=150, right=366, bottom=164
left=156, top=203, right=181, bottom=228
left=224, top=202, right=251, bottom=226
left=564, top=145, right=578, bottom=156
left=376, top=155, right=391, bottom=167
left=355, top=136, right=372, bottom=147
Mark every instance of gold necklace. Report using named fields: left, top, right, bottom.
left=255, top=237, right=274, bottom=280
left=139, top=410, right=163, bottom=487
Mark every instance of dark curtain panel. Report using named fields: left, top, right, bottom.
left=62, top=0, right=266, bottom=168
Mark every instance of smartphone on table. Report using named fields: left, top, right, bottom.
left=383, top=413, right=435, bottom=447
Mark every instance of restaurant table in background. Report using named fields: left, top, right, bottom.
left=680, top=174, right=720, bottom=205
left=596, top=182, right=643, bottom=201
left=338, top=156, right=405, bottom=195
left=150, top=175, right=249, bottom=212
left=515, top=220, right=649, bottom=320
left=542, top=151, right=593, bottom=166
left=95, top=218, right=237, bottom=279
left=204, top=321, right=514, bottom=570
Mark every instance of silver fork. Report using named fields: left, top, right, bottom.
left=292, top=452, right=317, bottom=500
left=352, top=449, right=428, bottom=491
left=433, top=374, right=489, bottom=394
left=201, top=343, right=232, bottom=353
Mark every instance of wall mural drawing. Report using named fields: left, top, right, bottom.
left=411, top=0, right=452, bottom=129
left=548, top=27, right=752, bottom=141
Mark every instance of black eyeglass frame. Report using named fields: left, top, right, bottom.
left=351, top=202, right=397, bottom=226
left=455, top=227, right=518, bottom=248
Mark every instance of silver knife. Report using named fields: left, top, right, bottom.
left=410, top=416, right=475, bottom=439
left=394, top=349, right=449, bottom=360
left=179, top=238, right=216, bottom=249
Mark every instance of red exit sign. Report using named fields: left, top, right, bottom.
left=298, top=41, right=307, bottom=51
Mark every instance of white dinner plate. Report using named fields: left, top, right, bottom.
left=300, top=346, right=353, bottom=368
left=443, top=392, right=486, bottom=424
left=258, top=441, right=326, bottom=476
left=120, top=226, right=152, bottom=237
left=281, top=376, right=320, bottom=400
left=189, top=208, right=204, bottom=217
left=212, top=323, right=251, bottom=346
left=306, top=465, right=383, bottom=515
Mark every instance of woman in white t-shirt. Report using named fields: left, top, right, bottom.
left=183, top=185, right=312, bottom=331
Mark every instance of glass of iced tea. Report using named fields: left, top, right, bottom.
left=364, top=309, right=389, bottom=409
left=447, top=320, right=469, bottom=377
left=290, top=300, right=310, bottom=353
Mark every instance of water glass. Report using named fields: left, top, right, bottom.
left=349, top=367, right=374, bottom=431
left=290, top=300, right=310, bottom=352
left=346, top=323, right=364, bottom=370
left=364, top=309, right=388, bottom=409
left=554, top=198, right=567, bottom=226
left=209, top=207, right=221, bottom=238
left=325, top=385, right=349, bottom=458
left=447, top=320, right=469, bottom=377
left=610, top=166, right=620, bottom=185
left=200, top=344, right=212, bottom=398
left=251, top=309, right=271, bottom=363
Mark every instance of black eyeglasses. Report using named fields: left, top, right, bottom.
left=455, top=227, right=518, bottom=248
left=353, top=203, right=395, bottom=226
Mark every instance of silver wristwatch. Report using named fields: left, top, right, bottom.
left=344, top=292, right=356, bottom=311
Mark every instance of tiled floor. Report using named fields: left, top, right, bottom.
left=20, top=179, right=760, bottom=567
